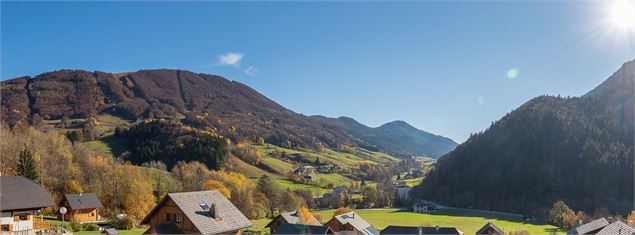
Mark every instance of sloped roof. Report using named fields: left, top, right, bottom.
left=475, top=222, right=504, bottom=235
left=274, top=223, right=332, bottom=235
left=0, top=176, right=54, bottom=211
left=381, top=225, right=463, bottom=235
left=266, top=210, right=322, bottom=228
left=331, top=211, right=379, bottom=235
left=64, top=193, right=103, bottom=210
left=143, top=223, right=183, bottom=235
left=567, top=218, right=609, bottom=235
left=413, top=200, right=435, bottom=207
left=595, top=221, right=635, bottom=235
left=141, top=190, right=252, bottom=234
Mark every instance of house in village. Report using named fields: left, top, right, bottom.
left=265, top=210, right=322, bottom=234
left=59, top=193, right=104, bottom=223
left=272, top=224, right=334, bottom=235
left=141, top=190, right=252, bottom=234
left=0, top=176, right=54, bottom=233
left=412, top=200, right=436, bottom=213
left=381, top=225, right=464, bottom=235
left=567, top=218, right=609, bottom=235
left=324, top=211, right=379, bottom=235
left=568, top=218, right=634, bottom=235
left=475, top=222, right=504, bottom=235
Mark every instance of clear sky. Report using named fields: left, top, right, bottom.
left=2, top=1, right=635, bottom=143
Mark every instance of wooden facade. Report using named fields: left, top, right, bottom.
left=144, top=199, right=200, bottom=234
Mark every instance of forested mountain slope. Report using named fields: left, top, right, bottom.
left=414, top=60, right=635, bottom=216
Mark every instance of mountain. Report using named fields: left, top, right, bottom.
left=0, top=69, right=455, bottom=157
left=413, top=59, right=635, bottom=216
left=312, top=116, right=457, bottom=158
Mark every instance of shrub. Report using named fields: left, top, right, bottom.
left=84, top=223, right=100, bottom=231
left=70, top=221, right=82, bottom=232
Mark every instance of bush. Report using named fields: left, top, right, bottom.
left=70, top=221, right=82, bottom=232
left=84, top=223, right=100, bottom=231
left=112, top=217, right=135, bottom=230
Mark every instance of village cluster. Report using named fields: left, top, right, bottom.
left=2, top=176, right=633, bottom=235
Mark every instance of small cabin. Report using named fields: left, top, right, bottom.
left=60, top=193, right=104, bottom=223
left=324, top=211, right=379, bottom=235
left=265, top=210, right=322, bottom=234
left=141, top=190, right=252, bottom=234
left=0, top=176, right=54, bottom=233
left=475, top=222, right=504, bottom=235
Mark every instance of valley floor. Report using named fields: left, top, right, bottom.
left=250, top=208, right=564, bottom=235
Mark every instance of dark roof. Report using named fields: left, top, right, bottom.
left=274, top=224, right=332, bottom=235
left=0, top=176, right=54, bottom=211
left=141, top=190, right=252, bottom=234
left=265, top=210, right=322, bottom=228
left=64, top=193, right=103, bottom=210
left=143, top=223, right=183, bottom=235
left=381, top=225, right=463, bottom=235
left=567, top=218, right=609, bottom=235
left=475, top=222, right=504, bottom=235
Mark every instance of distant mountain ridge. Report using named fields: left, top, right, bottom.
left=0, top=69, right=456, bottom=158
left=312, top=116, right=457, bottom=158
left=414, top=59, right=635, bottom=215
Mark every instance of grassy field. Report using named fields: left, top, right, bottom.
left=249, top=209, right=564, bottom=234
left=273, top=179, right=331, bottom=195
left=398, top=177, right=424, bottom=187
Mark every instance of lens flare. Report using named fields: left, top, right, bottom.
left=506, top=68, right=519, bottom=80
left=609, top=1, right=635, bottom=29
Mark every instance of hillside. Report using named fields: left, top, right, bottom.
left=414, top=60, right=635, bottom=216
left=0, top=69, right=455, bottom=158
left=312, top=116, right=457, bottom=158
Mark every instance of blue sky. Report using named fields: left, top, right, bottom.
left=2, top=1, right=634, bottom=143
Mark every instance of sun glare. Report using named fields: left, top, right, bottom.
left=608, top=1, right=635, bottom=29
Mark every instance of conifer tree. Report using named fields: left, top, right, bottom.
left=17, top=148, right=38, bottom=181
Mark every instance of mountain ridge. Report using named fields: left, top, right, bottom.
left=1, top=68, right=457, bottom=158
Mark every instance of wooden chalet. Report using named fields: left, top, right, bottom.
left=140, top=190, right=252, bottom=235
left=0, top=176, right=54, bottom=233
left=59, top=193, right=104, bottom=223
left=475, top=222, right=504, bottom=235
left=324, top=211, right=379, bottom=235
left=265, top=210, right=322, bottom=234
left=381, top=225, right=464, bottom=235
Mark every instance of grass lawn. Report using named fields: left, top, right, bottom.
left=82, top=133, right=125, bottom=157
left=310, top=209, right=564, bottom=235
left=248, top=209, right=566, bottom=234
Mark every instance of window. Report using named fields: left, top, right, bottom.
left=18, top=214, right=28, bottom=221
left=166, top=213, right=181, bottom=223
left=1, top=225, right=9, bottom=231
left=91, top=212, right=95, bottom=216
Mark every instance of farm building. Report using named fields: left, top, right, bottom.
left=59, top=193, right=104, bottom=223
left=324, top=211, right=379, bottom=235
left=412, top=200, right=436, bottom=213
left=272, top=223, right=334, bottom=235
left=265, top=210, right=322, bottom=234
left=567, top=218, right=609, bottom=235
left=0, top=176, right=54, bottom=233
left=381, top=225, right=464, bottom=235
left=141, top=190, right=252, bottom=234
left=475, top=222, right=504, bottom=235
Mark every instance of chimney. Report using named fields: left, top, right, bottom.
left=209, top=204, right=218, bottom=219
left=418, top=226, right=423, bottom=235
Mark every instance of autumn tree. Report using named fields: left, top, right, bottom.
left=258, top=136, right=265, bottom=146
left=297, top=207, right=319, bottom=225
left=257, top=175, right=279, bottom=217
left=549, top=201, right=575, bottom=228
left=17, top=147, right=38, bottom=181
left=122, top=169, right=156, bottom=220
left=202, top=180, right=231, bottom=198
